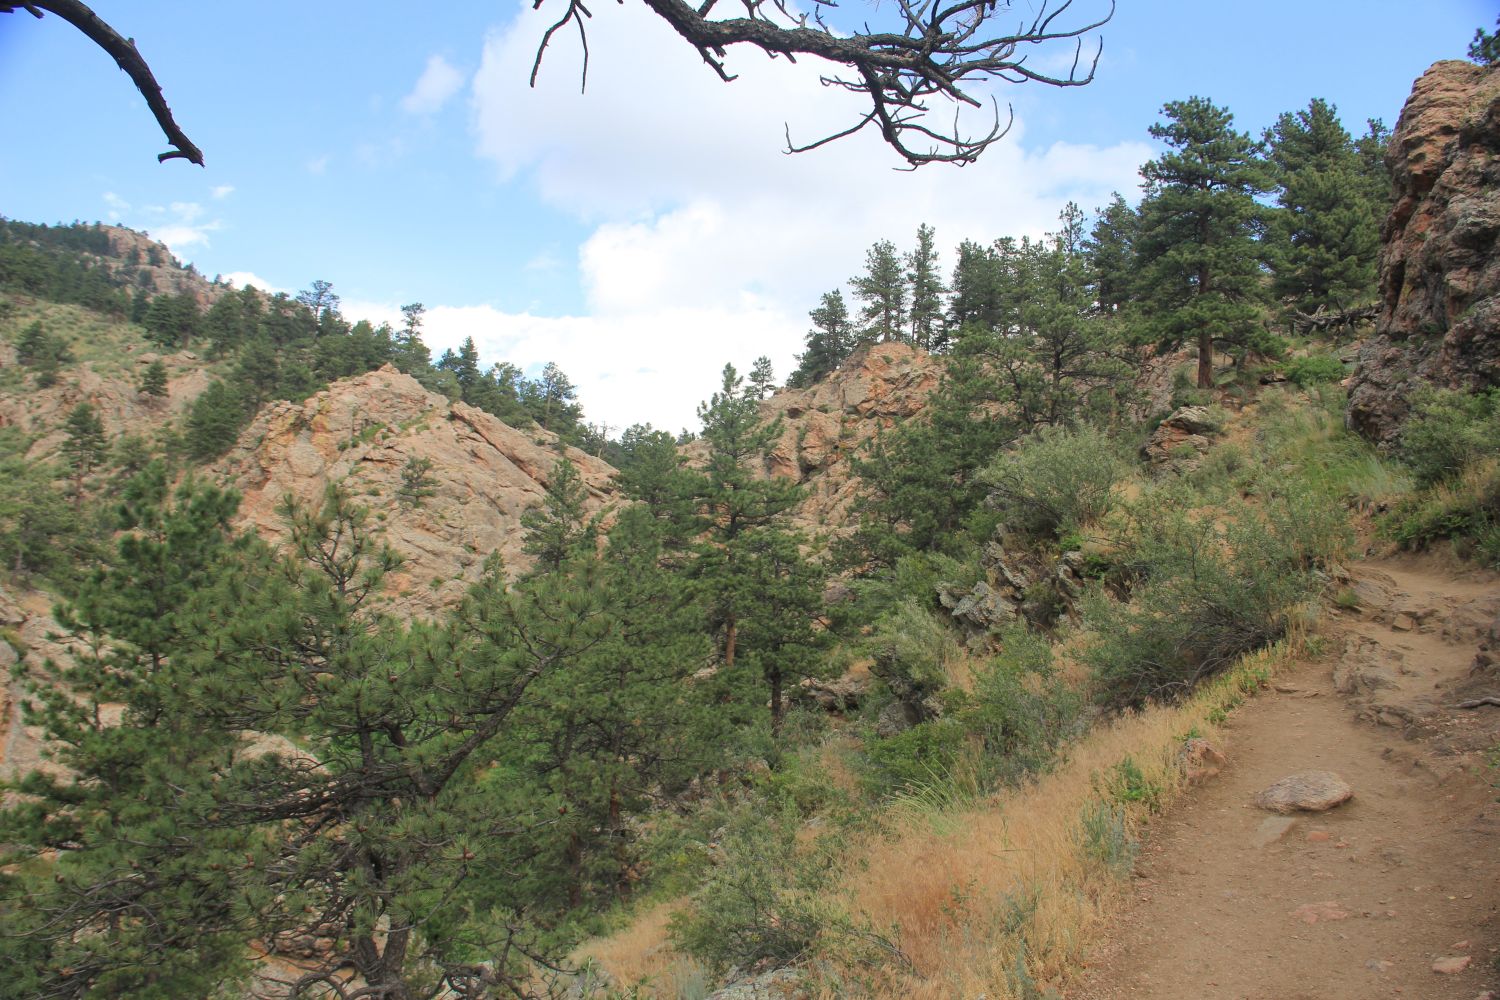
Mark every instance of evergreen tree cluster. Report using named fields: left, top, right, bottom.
left=790, top=96, right=1389, bottom=392
left=0, top=349, right=834, bottom=995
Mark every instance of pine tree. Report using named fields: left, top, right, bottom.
left=182, top=380, right=249, bottom=462
left=789, top=289, right=853, bottom=387
left=526, top=362, right=583, bottom=435
left=1472, top=16, right=1499, bottom=65
left=139, top=359, right=169, bottom=399
left=521, top=455, right=596, bottom=574
left=948, top=239, right=1004, bottom=332
left=1086, top=194, right=1140, bottom=314
left=690, top=365, right=826, bottom=733
left=1136, top=96, right=1271, bottom=387
left=62, top=402, right=107, bottom=502
left=0, top=483, right=616, bottom=997
left=397, top=455, right=437, bottom=508
left=906, top=223, right=947, bottom=350
left=851, top=239, right=907, bottom=343
left=746, top=356, right=776, bottom=399
left=1264, top=98, right=1382, bottom=315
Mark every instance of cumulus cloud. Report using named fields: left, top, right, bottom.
left=425, top=0, right=1149, bottom=430
left=211, top=184, right=236, bottom=200
left=222, top=271, right=285, bottom=294
left=401, top=55, right=465, bottom=115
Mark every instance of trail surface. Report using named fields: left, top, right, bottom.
left=1070, top=556, right=1500, bottom=1000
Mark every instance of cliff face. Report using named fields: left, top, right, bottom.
left=742, top=343, right=941, bottom=534
left=1348, top=60, right=1500, bottom=445
left=216, top=365, right=618, bottom=619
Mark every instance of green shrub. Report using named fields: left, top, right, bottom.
left=669, top=810, right=843, bottom=975
left=1282, top=354, right=1346, bottom=387
left=868, top=598, right=962, bottom=707
left=1083, top=495, right=1316, bottom=709
left=982, top=424, right=1129, bottom=541
left=1382, top=459, right=1500, bottom=569
left=1397, top=388, right=1500, bottom=487
left=964, top=626, right=1081, bottom=784
left=1077, top=801, right=1136, bottom=875
left=861, top=717, right=968, bottom=796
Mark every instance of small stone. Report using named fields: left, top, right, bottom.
left=1254, top=816, right=1298, bottom=847
left=1293, top=901, right=1352, bottom=924
left=1431, top=956, right=1471, bottom=975
left=1306, top=830, right=1332, bottom=843
left=1392, top=613, right=1417, bottom=631
left=1255, top=771, right=1354, bottom=814
left=1451, top=939, right=1470, bottom=950
left=1366, top=958, right=1394, bottom=973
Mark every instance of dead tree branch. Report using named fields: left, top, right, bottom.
left=532, top=0, right=1113, bottom=166
left=2, top=0, right=203, bottom=165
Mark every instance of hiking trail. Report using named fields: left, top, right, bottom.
left=1069, top=554, right=1500, bottom=1000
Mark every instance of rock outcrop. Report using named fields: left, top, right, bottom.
left=1141, top=405, right=1224, bottom=469
left=0, top=348, right=209, bottom=462
left=753, top=342, right=941, bottom=533
left=1348, top=60, right=1500, bottom=445
left=217, top=365, right=619, bottom=619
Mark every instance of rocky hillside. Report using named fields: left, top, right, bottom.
left=758, top=342, right=940, bottom=532
left=217, top=364, right=619, bottom=619
left=1348, top=59, right=1500, bottom=444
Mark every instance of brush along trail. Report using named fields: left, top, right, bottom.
left=1069, top=555, right=1500, bottom=1000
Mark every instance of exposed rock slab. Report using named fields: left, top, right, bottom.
left=217, top=365, right=618, bottom=619
left=1253, top=771, right=1353, bottom=814
left=1348, top=60, right=1500, bottom=445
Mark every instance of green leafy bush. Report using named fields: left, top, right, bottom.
left=982, top=424, right=1129, bottom=541
left=1383, top=459, right=1500, bottom=569
left=1397, top=388, right=1500, bottom=487
left=1083, top=494, right=1316, bottom=709
left=867, top=598, right=962, bottom=708
left=1282, top=354, right=1346, bottom=387
left=669, top=810, right=843, bottom=975
left=963, top=625, right=1081, bottom=784
left=862, top=717, right=968, bottom=796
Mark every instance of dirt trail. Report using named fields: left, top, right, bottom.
left=1070, top=556, right=1500, bottom=1000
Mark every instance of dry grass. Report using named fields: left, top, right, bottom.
left=572, top=899, right=704, bottom=995
left=831, top=640, right=1294, bottom=999
left=577, top=639, right=1299, bottom=999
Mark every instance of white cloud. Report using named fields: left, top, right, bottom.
left=222, top=271, right=285, bottom=294
left=307, top=154, right=331, bottom=175
left=211, top=184, right=236, bottom=200
left=102, top=191, right=129, bottom=222
left=401, top=55, right=465, bottom=115
left=368, top=0, right=1148, bottom=431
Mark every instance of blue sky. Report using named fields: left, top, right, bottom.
left=0, top=1, right=1488, bottom=433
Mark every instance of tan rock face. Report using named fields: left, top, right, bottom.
left=758, top=342, right=941, bottom=533
left=217, top=365, right=619, bottom=619
left=1348, top=60, right=1500, bottom=445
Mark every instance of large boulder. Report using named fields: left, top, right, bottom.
left=1348, top=61, right=1500, bottom=446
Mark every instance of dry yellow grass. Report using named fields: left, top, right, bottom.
left=579, top=636, right=1298, bottom=999
left=832, top=640, right=1295, bottom=999
left=572, top=899, right=702, bottom=994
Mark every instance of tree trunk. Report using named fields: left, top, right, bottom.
left=1196, top=263, right=1214, bottom=389
left=770, top=667, right=784, bottom=737
left=723, top=614, right=737, bottom=671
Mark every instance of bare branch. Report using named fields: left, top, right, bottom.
left=2, top=0, right=203, bottom=165
left=530, top=0, right=1112, bottom=166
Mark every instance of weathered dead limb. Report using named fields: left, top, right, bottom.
left=533, top=0, right=1113, bottom=166
left=2, top=0, right=203, bottom=165
left=1455, top=696, right=1500, bottom=709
